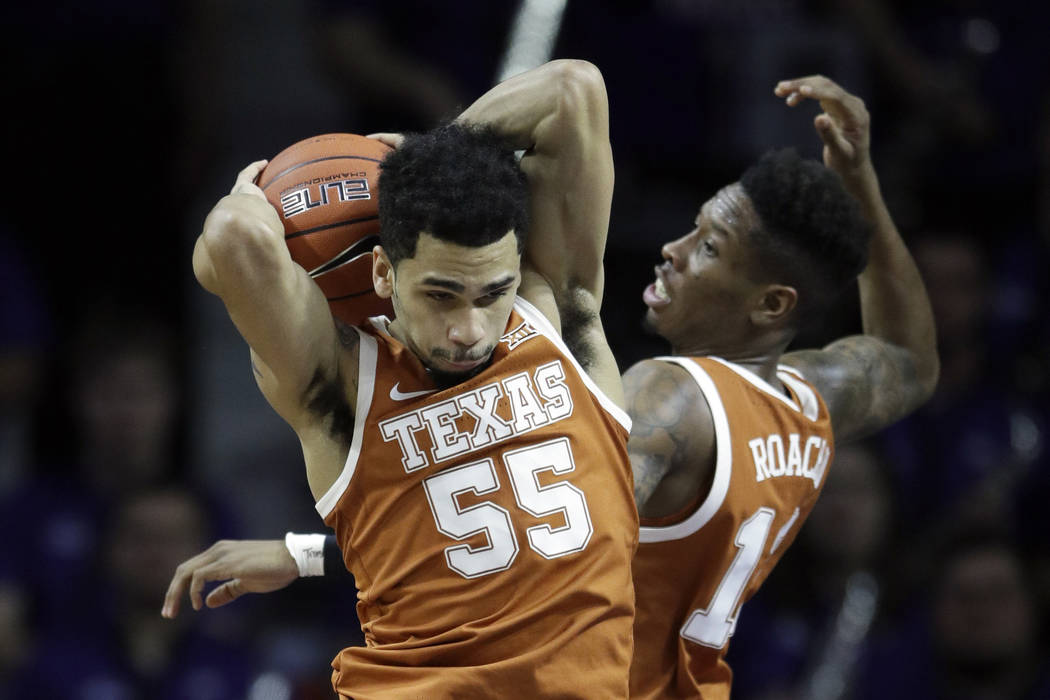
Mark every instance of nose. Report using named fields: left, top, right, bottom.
left=661, top=235, right=686, bottom=269
left=448, top=308, right=485, bottom=348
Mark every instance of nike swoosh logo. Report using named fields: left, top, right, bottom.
left=389, top=383, right=437, bottom=401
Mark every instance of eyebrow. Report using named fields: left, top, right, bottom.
left=695, top=206, right=732, bottom=240
left=421, top=275, right=517, bottom=294
left=709, top=222, right=732, bottom=239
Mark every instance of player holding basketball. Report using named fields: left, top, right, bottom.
left=179, top=59, right=637, bottom=699
left=167, top=76, right=938, bottom=698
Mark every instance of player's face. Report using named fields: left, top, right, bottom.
left=642, top=183, right=764, bottom=352
left=379, top=231, right=521, bottom=384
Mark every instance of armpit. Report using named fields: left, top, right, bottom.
left=302, top=366, right=355, bottom=445
left=557, top=287, right=600, bottom=371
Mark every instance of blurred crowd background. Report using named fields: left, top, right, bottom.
left=1, top=1, right=1048, bottom=698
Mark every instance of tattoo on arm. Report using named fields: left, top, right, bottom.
left=784, top=335, right=923, bottom=443
left=624, top=361, right=711, bottom=509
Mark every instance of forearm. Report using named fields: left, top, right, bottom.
left=843, top=164, right=939, bottom=396
left=464, top=60, right=613, bottom=301
left=195, top=186, right=343, bottom=416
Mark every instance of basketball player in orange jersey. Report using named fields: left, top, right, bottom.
left=624, top=74, right=937, bottom=698
left=166, top=75, right=938, bottom=698
left=177, top=59, right=638, bottom=699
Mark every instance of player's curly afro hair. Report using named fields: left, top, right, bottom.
left=740, top=148, right=871, bottom=323
left=377, top=122, right=530, bottom=266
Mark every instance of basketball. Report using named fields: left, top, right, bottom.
left=257, top=133, right=394, bottom=326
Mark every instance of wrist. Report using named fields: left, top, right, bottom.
left=284, top=533, right=326, bottom=577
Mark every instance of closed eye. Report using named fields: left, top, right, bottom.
left=426, top=290, right=455, bottom=301
left=476, top=288, right=510, bottom=306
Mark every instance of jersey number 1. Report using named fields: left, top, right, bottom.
left=423, top=437, right=593, bottom=578
left=680, top=507, right=775, bottom=648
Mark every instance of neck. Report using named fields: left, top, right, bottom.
left=669, top=341, right=789, bottom=387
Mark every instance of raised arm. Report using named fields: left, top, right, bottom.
left=777, top=76, right=939, bottom=442
left=456, top=60, right=623, bottom=405
left=194, top=161, right=358, bottom=498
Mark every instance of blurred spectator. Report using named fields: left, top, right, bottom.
left=0, top=305, right=202, bottom=633
left=858, top=529, right=1050, bottom=700
left=879, top=230, right=1046, bottom=540
left=8, top=486, right=258, bottom=700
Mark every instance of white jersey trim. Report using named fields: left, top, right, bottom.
left=708, top=356, right=818, bottom=419
left=777, top=370, right=819, bottom=422
left=513, top=296, right=632, bottom=433
left=315, top=328, right=379, bottom=519
left=639, top=357, right=733, bottom=543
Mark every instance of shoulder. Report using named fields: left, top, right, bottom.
left=624, top=359, right=715, bottom=442
left=625, top=358, right=718, bottom=512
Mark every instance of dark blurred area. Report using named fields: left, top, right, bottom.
left=1, top=0, right=1047, bottom=698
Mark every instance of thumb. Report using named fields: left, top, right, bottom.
left=205, top=579, right=247, bottom=608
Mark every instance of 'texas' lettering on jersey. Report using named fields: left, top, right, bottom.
left=380, top=360, right=574, bottom=473
left=747, top=432, right=831, bottom=488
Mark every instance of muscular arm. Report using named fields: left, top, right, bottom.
left=624, top=360, right=717, bottom=517
left=194, top=162, right=357, bottom=498
left=776, top=76, right=939, bottom=442
left=456, top=60, right=623, bottom=405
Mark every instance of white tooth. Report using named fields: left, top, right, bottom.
left=654, top=278, right=669, bottom=300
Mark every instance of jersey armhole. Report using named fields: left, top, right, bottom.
left=513, top=296, right=631, bottom=432
left=639, top=357, right=733, bottom=543
left=315, top=328, right=379, bottom=519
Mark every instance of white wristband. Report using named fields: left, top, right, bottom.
left=284, top=532, right=326, bottom=577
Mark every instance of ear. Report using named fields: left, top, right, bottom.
left=372, top=246, right=395, bottom=299
left=749, top=284, right=797, bottom=327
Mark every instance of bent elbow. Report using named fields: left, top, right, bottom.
left=547, top=59, right=608, bottom=128
left=195, top=203, right=286, bottom=293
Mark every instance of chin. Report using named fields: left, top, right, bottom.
left=641, top=309, right=664, bottom=337
left=425, top=352, right=495, bottom=389
left=425, top=364, right=484, bottom=390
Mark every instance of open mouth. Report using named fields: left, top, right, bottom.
left=643, top=270, right=671, bottom=308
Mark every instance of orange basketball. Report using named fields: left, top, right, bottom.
left=257, top=133, right=394, bottom=326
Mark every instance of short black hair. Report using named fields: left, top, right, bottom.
left=378, top=122, right=530, bottom=266
left=740, top=148, right=871, bottom=323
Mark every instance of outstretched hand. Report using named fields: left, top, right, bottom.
left=774, top=76, right=871, bottom=180
left=161, top=539, right=298, bottom=619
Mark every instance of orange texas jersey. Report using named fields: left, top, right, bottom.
left=317, top=297, right=638, bottom=700
left=630, top=356, right=834, bottom=700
